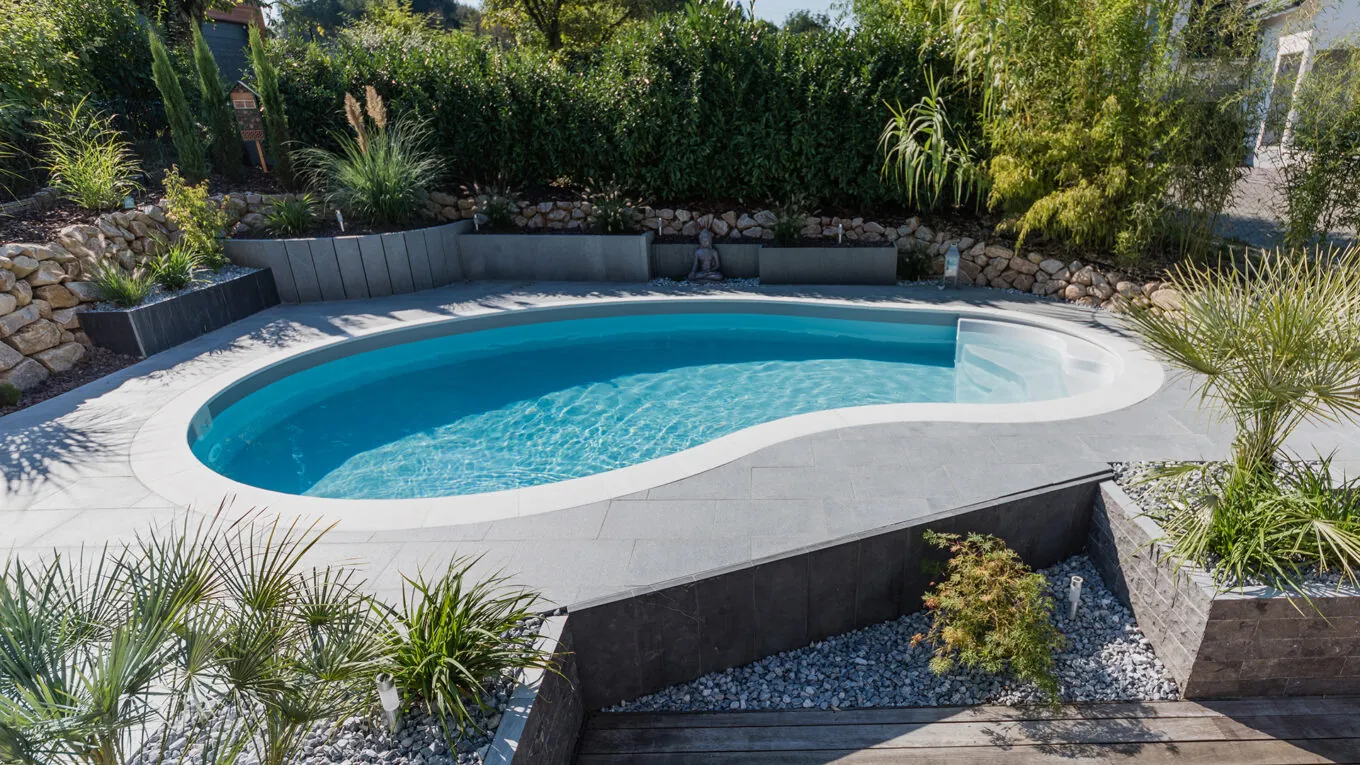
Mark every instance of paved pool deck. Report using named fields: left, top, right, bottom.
left=3, top=281, right=1359, bottom=607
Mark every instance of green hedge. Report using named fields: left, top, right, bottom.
left=272, top=3, right=947, bottom=206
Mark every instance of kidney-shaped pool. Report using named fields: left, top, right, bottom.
left=179, top=300, right=1155, bottom=503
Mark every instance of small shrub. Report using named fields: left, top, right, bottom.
left=389, top=556, right=551, bottom=742
left=36, top=97, right=142, bottom=210
left=0, top=382, right=20, bottom=406
left=466, top=179, right=518, bottom=231
left=296, top=87, right=443, bottom=226
left=581, top=182, right=633, bottom=234
left=770, top=196, right=813, bottom=246
left=913, top=531, right=1064, bottom=698
left=92, top=261, right=154, bottom=307
left=162, top=166, right=230, bottom=270
left=263, top=193, right=318, bottom=236
left=150, top=242, right=201, bottom=291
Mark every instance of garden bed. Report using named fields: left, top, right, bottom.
left=0, top=346, right=137, bottom=417
left=1092, top=472, right=1360, bottom=698
left=608, top=554, right=1179, bottom=713
left=78, top=267, right=279, bottom=357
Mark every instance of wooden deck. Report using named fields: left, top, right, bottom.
left=578, top=697, right=1360, bottom=764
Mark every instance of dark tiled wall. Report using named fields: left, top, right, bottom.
left=510, top=620, right=585, bottom=765
left=565, top=476, right=1100, bottom=711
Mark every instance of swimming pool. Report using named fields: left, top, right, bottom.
left=187, top=305, right=1120, bottom=500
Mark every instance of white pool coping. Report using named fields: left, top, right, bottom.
left=129, top=296, right=1165, bottom=530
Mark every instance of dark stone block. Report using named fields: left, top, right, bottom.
left=633, top=583, right=702, bottom=691
left=752, top=555, right=810, bottom=657
left=567, top=599, right=641, bottom=711
left=696, top=567, right=757, bottom=675
left=807, top=542, right=859, bottom=642
left=78, top=269, right=279, bottom=358
left=854, top=530, right=906, bottom=627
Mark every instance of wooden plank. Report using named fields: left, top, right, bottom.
left=405, top=229, right=434, bottom=291
left=576, top=739, right=1360, bottom=765
left=577, top=715, right=1360, bottom=756
left=284, top=239, right=322, bottom=302
left=588, top=697, right=1360, bottom=731
left=333, top=237, right=369, bottom=299
left=307, top=238, right=347, bottom=301
left=357, top=234, right=392, bottom=297
left=381, top=232, right=415, bottom=294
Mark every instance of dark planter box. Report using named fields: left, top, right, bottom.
left=78, top=268, right=279, bottom=358
left=758, top=246, right=898, bottom=285
left=1087, top=481, right=1360, bottom=698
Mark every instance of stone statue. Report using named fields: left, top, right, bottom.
left=688, top=228, right=724, bottom=281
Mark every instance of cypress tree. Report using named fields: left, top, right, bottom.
left=149, top=28, right=209, bottom=183
left=193, top=26, right=245, bottom=181
left=248, top=26, right=295, bottom=189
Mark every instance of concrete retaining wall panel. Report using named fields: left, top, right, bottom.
left=650, top=242, right=761, bottom=279
left=283, top=240, right=322, bottom=302
left=308, top=239, right=347, bottom=301
left=759, top=246, right=898, bottom=285
left=405, top=230, right=434, bottom=291
left=332, top=238, right=369, bottom=299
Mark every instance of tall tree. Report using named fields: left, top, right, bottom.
left=484, top=0, right=683, bottom=49
left=248, top=25, right=296, bottom=188
left=149, top=27, right=209, bottom=181
left=192, top=26, right=244, bottom=181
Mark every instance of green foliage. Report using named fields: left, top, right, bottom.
left=163, top=165, right=231, bottom=269
left=149, top=27, right=208, bottom=183
left=920, top=0, right=1261, bottom=263
left=192, top=26, right=245, bottom=182
left=150, top=241, right=201, bottom=291
left=0, top=382, right=20, bottom=407
left=295, top=87, right=443, bottom=225
left=249, top=26, right=298, bottom=189
left=1152, top=459, right=1360, bottom=592
left=914, top=531, right=1064, bottom=698
left=1277, top=50, right=1360, bottom=249
left=466, top=179, right=519, bottom=230
left=782, top=9, right=830, bottom=33
left=581, top=181, right=633, bottom=233
left=36, top=97, right=142, bottom=210
left=1123, top=245, right=1360, bottom=473
left=482, top=0, right=685, bottom=50
left=880, top=71, right=984, bottom=210
left=388, top=556, right=551, bottom=743
left=264, top=193, right=320, bottom=236
left=271, top=2, right=939, bottom=206
left=770, top=196, right=812, bottom=246
left=92, top=261, right=155, bottom=306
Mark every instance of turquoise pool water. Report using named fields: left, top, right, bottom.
left=192, top=312, right=1080, bottom=499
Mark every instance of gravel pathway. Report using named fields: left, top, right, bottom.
left=609, top=555, right=1179, bottom=713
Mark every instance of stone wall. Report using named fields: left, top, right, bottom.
left=1088, top=481, right=1360, bottom=698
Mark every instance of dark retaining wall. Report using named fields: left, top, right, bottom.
left=1087, top=481, right=1360, bottom=698
left=78, top=268, right=279, bottom=358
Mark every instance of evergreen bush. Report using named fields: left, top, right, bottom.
left=149, top=28, right=208, bottom=182
left=192, top=26, right=245, bottom=182
left=249, top=25, right=298, bottom=189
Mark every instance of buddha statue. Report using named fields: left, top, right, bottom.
left=688, top=228, right=724, bottom=281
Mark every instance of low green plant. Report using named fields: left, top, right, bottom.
left=296, top=87, right=443, bottom=226
left=879, top=71, right=984, bottom=211
left=162, top=166, right=230, bottom=270
left=150, top=242, right=201, bottom=291
left=1154, top=458, right=1360, bottom=590
left=770, top=196, right=813, bottom=246
left=913, top=531, right=1064, bottom=698
left=389, top=556, right=551, bottom=743
left=0, top=382, right=20, bottom=407
left=581, top=182, right=633, bottom=234
left=91, top=261, right=154, bottom=307
left=263, top=193, right=318, bottom=236
left=466, top=179, right=518, bottom=231
left=35, top=97, right=141, bottom=210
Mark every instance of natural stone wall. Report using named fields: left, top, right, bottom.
left=1088, top=481, right=1360, bottom=698
left=424, top=193, right=1182, bottom=314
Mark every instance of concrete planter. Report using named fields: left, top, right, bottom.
left=1087, top=481, right=1360, bottom=698
left=77, top=268, right=279, bottom=358
left=649, top=242, right=761, bottom=279
left=460, top=232, right=654, bottom=282
left=758, top=245, right=898, bottom=285
left=224, top=220, right=472, bottom=303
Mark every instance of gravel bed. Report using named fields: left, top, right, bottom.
left=1112, top=461, right=1225, bottom=520
left=89, top=264, right=260, bottom=311
left=609, top=555, right=1179, bottom=713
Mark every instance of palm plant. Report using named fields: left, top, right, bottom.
left=35, top=97, right=142, bottom=210
left=1124, top=245, right=1360, bottom=475
left=879, top=71, right=985, bottom=210
left=388, top=556, right=550, bottom=745
left=296, top=87, right=442, bottom=226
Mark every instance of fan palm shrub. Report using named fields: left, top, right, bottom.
left=388, top=556, right=551, bottom=744
left=296, top=87, right=442, bottom=227
left=35, top=97, right=141, bottom=210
